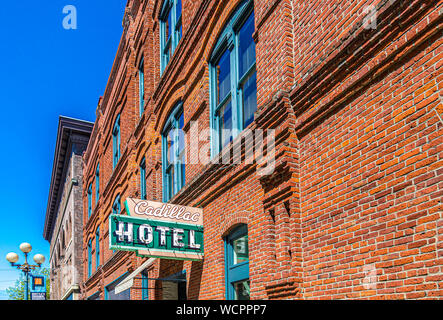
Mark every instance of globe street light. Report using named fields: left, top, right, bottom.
left=6, top=243, right=45, bottom=300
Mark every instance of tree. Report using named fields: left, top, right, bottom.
left=6, top=268, right=50, bottom=300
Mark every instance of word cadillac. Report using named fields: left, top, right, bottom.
left=134, top=201, right=201, bottom=223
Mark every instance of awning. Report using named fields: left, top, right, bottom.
left=115, top=258, right=156, bottom=294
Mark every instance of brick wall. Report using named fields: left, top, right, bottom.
left=292, top=0, right=442, bottom=299
left=81, top=0, right=442, bottom=300
left=49, top=150, right=86, bottom=299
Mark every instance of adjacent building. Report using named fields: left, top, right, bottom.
left=43, top=116, right=93, bottom=300
left=81, top=0, right=442, bottom=300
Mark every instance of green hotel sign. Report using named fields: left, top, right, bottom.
left=109, top=199, right=204, bottom=261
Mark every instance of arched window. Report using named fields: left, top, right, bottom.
left=210, top=0, right=256, bottom=156
left=160, top=0, right=182, bottom=74
left=162, top=102, right=185, bottom=202
left=224, top=224, right=250, bottom=300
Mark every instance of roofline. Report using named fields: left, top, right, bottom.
left=43, top=116, right=94, bottom=241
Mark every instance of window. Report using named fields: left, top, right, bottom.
left=95, top=163, right=100, bottom=204
left=87, top=239, right=92, bottom=278
left=161, top=271, right=187, bottom=300
left=224, top=224, right=250, bottom=300
left=95, top=226, right=100, bottom=270
left=162, top=102, right=185, bottom=202
left=113, top=195, right=121, bottom=215
left=142, top=271, right=149, bottom=300
left=111, top=195, right=121, bottom=254
left=113, top=114, right=121, bottom=168
left=87, top=184, right=92, bottom=218
left=160, top=0, right=182, bottom=73
left=87, top=292, right=100, bottom=300
left=140, top=157, right=147, bottom=200
left=139, top=57, right=145, bottom=116
left=210, top=0, right=256, bottom=156
left=105, top=273, right=131, bottom=300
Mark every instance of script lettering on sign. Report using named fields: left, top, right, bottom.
left=125, top=199, right=203, bottom=226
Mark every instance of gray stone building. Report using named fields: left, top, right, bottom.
left=43, top=116, right=93, bottom=300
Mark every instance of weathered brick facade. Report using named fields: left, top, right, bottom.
left=44, top=117, right=93, bottom=300
left=81, top=0, right=442, bottom=300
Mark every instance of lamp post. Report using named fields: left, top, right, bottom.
left=6, top=243, right=45, bottom=300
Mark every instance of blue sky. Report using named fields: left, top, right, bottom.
left=0, top=1, right=126, bottom=297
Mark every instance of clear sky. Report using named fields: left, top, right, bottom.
left=0, top=1, right=127, bottom=297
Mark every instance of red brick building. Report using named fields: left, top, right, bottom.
left=81, top=0, right=442, bottom=300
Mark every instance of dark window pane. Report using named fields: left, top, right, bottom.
left=171, top=166, right=176, bottom=194
left=167, top=128, right=175, bottom=165
left=218, top=99, right=233, bottom=148
left=233, top=234, right=249, bottom=264
left=177, top=22, right=182, bottom=42
left=168, top=42, right=173, bottom=58
left=163, top=15, right=168, bottom=43
left=217, top=50, right=231, bottom=104
left=141, top=162, right=146, bottom=200
left=178, top=112, right=185, bottom=154
left=178, top=111, right=184, bottom=129
left=164, top=39, right=172, bottom=66
left=139, top=62, right=144, bottom=110
left=233, top=281, right=250, bottom=300
left=238, top=12, right=256, bottom=78
left=142, top=273, right=149, bottom=300
left=167, top=9, right=173, bottom=41
left=181, top=162, right=185, bottom=187
left=107, top=280, right=131, bottom=301
left=112, top=196, right=121, bottom=214
left=179, top=151, right=186, bottom=188
left=176, top=0, right=182, bottom=42
left=166, top=166, right=174, bottom=198
left=242, top=71, right=257, bottom=128
left=139, top=63, right=144, bottom=89
left=176, top=0, right=182, bottom=22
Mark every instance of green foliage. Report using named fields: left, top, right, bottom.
left=6, top=273, right=25, bottom=301
left=6, top=268, right=50, bottom=300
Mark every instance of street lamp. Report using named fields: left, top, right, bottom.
left=6, top=243, right=45, bottom=300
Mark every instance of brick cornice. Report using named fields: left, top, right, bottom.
left=171, top=91, right=294, bottom=209
left=290, top=0, right=439, bottom=138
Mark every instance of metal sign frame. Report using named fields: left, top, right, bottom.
left=109, top=213, right=204, bottom=261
